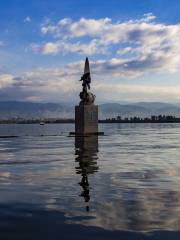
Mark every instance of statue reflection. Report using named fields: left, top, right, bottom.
left=75, top=136, right=99, bottom=212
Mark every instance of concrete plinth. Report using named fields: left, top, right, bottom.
left=75, top=104, right=98, bottom=135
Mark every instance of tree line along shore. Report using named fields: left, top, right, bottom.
left=0, top=115, right=180, bottom=124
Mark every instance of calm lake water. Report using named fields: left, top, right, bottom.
left=0, top=123, right=180, bottom=239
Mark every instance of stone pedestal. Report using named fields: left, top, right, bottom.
left=75, top=104, right=98, bottom=135
left=69, top=57, right=104, bottom=136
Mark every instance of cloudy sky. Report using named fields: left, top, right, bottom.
left=0, top=0, right=180, bottom=103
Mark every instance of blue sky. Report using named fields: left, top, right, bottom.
left=0, top=0, right=180, bottom=103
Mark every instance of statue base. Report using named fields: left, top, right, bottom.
left=69, top=132, right=104, bottom=136
left=69, top=104, right=104, bottom=136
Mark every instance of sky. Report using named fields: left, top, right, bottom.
left=0, top=0, right=180, bottom=103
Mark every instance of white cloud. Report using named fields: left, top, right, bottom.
left=32, top=42, right=59, bottom=55
left=69, top=17, right=111, bottom=37
left=40, top=17, right=111, bottom=37
left=1, top=60, right=180, bottom=103
left=95, top=83, right=180, bottom=102
left=32, top=39, right=106, bottom=55
left=3, top=12, right=180, bottom=103
left=117, top=47, right=133, bottom=55
left=143, top=13, right=156, bottom=22
left=0, top=74, right=14, bottom=89
left=32, top=14, right=180, bottom=77
left=24, top=16, right=31, bottom=23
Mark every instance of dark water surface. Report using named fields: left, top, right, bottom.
left=0, top=123, right=180, bottom=239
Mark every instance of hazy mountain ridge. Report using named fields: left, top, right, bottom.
left=0, top=101, right=73, bottom=119
left=99, top=102, right=180, bottom=118
left=0, top=101, right=180, bottom=119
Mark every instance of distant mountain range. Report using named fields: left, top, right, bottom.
left=99, top=102, right=180, bottom=118
left=0, top=101, right=180, bottom=119
left=0, top=101, right=73, bottom=119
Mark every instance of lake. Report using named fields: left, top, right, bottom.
left=0, top=123, right=180, bottom=239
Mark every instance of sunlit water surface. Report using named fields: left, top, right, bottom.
left=0, top=123, right=180, bottom=239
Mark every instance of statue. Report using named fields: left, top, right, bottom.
left=79, top=57, right=95, bottom=105
left=80, top=57, right=91, bottom=91
left=73, top=57, right=103, bottom=136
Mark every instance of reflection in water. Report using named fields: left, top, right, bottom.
left=75, top=136, right=98, bottom=211
left=0, top=124, right=180, bottom=238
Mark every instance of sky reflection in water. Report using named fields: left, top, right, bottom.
left=0, top=123, right=180, bottom=239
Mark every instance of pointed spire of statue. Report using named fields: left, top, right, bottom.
left=84, top=57, right=90, bottom=74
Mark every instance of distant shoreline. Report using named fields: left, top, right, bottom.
left=1, top=115, right=180, bottom=124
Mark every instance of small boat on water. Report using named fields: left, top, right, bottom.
left=40, top=122, right=45, bottom=125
